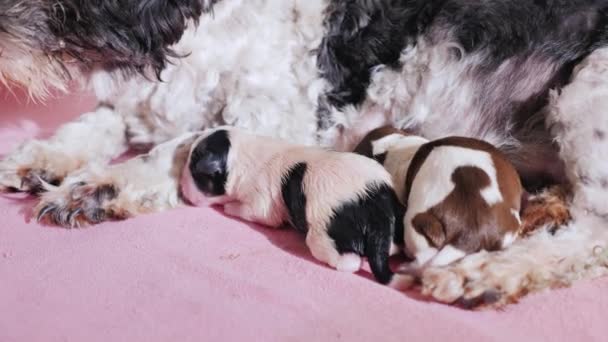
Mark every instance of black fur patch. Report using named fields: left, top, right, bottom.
left=318, top=0, right=608, bottom=190
left=48, top=0, right=222, bottom=78
left=281, top=162, right=309, bottom=233
left=374, top=152, right=388, bottom=165
left=317, top=0, right=608, bottom=110
left=0, top=1, right=220, bottom=79
left=189, top=129, right=231, bottom=196
left=440, top=1, right=608, bottom=172
left=440, top=0, right=607, bottom=68
left=316, top=0, right=446, bottom=110
left=326, top=182, right=402, bottom=284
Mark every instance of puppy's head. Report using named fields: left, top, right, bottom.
left=181, top=128, right=232, bottom=206
left=0, top=0, right=220, bottom=98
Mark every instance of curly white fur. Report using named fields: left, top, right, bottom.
left=91, top=0, right=327, bottom=147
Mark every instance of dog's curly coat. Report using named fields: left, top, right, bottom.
left=1, top=0, right=607, bottom=308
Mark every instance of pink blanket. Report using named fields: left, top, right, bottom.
left=1, top=88, right=607, bottom=342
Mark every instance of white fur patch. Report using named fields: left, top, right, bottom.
left=412, top=245, right=440, bottom=267
left=335, top=253, right=362, bottom=272
left=376, top=135, right=428, bottom=203
left=480, top=179, right=503, bottom=206
left=372, top=134, right=429, bottom=155
left=389, top=243, right=401, bottom=256
left=502, top=232, right=517, bottom=248
left=548, top=47, right=608, bottom=218
left=511, top=209, right=522, bottom=225
left=90, top=0, right=328, bottom=147
left=306, top=231, right=343, bottom=269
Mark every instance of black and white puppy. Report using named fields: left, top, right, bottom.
left=180, top=127, right=405, bottom=284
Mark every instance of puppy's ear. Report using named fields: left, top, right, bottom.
left=412, top=212, right=446, bottom=248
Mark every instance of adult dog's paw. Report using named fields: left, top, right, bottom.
left=419, top=252, right=526, bottom=310
left=0, top=166, right=62, bottom=194
left=0, top=141, right=81, bottom=194
left=35, top=181, right=130, bottom=228
left=521, top=185, right=571, bottom=236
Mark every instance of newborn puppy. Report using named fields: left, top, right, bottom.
left=354, top=127, right=523, bottom=268
left=181, top=127, right=404, bottom=284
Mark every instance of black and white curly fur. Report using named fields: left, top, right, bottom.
left=1, top=0, right=608, bottom=309
left=0, top=0, right=219, bottom=96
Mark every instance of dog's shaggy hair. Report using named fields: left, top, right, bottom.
left=1, top=0, right=608, bottom=308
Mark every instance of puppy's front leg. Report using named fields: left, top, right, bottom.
left=223, top=202, right=281, bottom=227
left=224, top=202, right=256, bottom=221
left=0, top=105, right=128, bottom=194
left=35, top=133, right=197, bottom=227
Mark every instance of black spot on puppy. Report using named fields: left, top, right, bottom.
left=189, top=129, right=231, bottom=196
left=317, top=0, right=445, bottom=108
left=281, top=162, right=308, bottom=233
left=326, top=183, right=402, bottom=284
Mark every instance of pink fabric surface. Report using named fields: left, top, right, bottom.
left=1, top=87, right=607, bottom=342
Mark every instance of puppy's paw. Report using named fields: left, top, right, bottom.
left=335, top=253, right=362, bottom=272
left=0, top=142, right=82, bottom=194
left=35, top=181, right=130, bottom=228
left=0, top=167, right=62, bottom=194
left=223, top=202, right=246, bottom=219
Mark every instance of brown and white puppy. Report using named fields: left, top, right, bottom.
left=354, top=127, right=524, bottom=268
left=181, top=127, right=405, bottom=284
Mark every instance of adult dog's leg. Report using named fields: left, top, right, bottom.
left=35, top=133, right=196, bottom=227
left=416, top=47, right=608, bottom=309
left=0, top=106, right=128, bottom=193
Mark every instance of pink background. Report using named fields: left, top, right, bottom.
left=1, top=86, right=607, bottom=341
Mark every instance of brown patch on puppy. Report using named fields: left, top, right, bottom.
left=405, top=137, right=523, bottom=253
left=520, top=185, right=571, bottom=236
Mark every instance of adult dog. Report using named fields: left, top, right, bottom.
left=1, top=0, right=608, bottom=308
